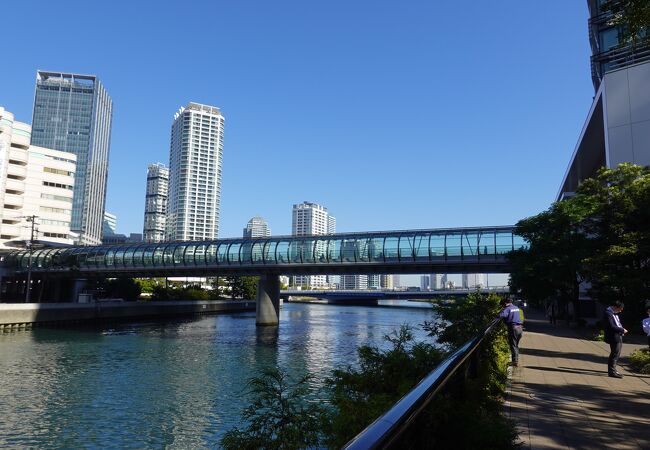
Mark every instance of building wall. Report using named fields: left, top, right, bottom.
left=0, top=107, right=76, bottom=248
left=380, top=274, right=393, bottom=290
left=167, top=103, right=224, bottom=241
left=243, top=216, right=270, bottom=238
left=31, top=71, right=112, bottom=245
left=103, top=211, right=117, bottom=235
left=603, top=61, right=650, bottom=168
left=143, top=163, right=168, bottom=243
left=292, top=201, right=335, bottom=288
left=340, top=275, right=368, bottom=290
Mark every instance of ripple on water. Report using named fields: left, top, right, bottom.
left=0, top=302, right=435, bottom=448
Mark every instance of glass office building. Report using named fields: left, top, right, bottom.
left=31, top=71, right=113, bottom=245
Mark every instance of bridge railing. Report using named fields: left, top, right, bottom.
left=342, top=317, right=501, bottom=450
left=3, top=226, right=527, bottom=273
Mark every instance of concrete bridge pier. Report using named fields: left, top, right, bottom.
left=70, top=278, right=87, bottom=303
left=256, top=275, right=280, bottom=326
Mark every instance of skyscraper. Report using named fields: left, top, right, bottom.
left=462, top=273, right=485, bottom=289
left=243, top=216, right=271, bottom=238
left=558, top=3, right=650, bottom=199
left=103, top=212, right=117, bottom=236
left=31, top=71, right=113, bottom=245
left=143, top=163, right=169, bottom=243
left=291, top=201, right=335, bottom=288
left=166, top=103, right=224, bottom=241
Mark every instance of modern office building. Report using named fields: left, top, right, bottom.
left=243, top=216, right=271, bottom=238
left=367, top=274, right=380, bottom=289
left=340, top=275, right=368, bottom=290
left=462, top=273, right=485, bottom=289
left=143, top=163, right=169, bottom=243
left=0, top=106, right=76, bottom=248
left=292, top=201, right=336, bottom=288
left=103, top=211, right=117, bottom=236
left=420, top=275, right=430, bottom=291
left=558, top=2, right=650, bottom=200
left=166, top=103, right=224, bottom=241
left=31, top=71, right=113, bottom=245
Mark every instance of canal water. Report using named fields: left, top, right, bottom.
left=0, top=301, right=436, bottom=449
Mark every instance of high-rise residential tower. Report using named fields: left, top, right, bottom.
left=166, top=103, right=224, bottom=241
left=243, top=216, right=271, bottom=238
left=31, top=71, right=113, bottom=245
left=143, top=163, right=169, bottom=243
left=291, top=201, right=336, bottom=288
left=380, top=274, right=394, bottom=290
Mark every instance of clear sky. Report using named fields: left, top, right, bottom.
left=2, top=0, right=592, bottom=242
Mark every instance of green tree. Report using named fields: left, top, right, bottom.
left=577, top=164, right=650, bottom=318
left=508, top=193, right=596, bottom=316
left=509, top=163, right=650, bottom=320
left=227, top=276, right=259, bottom=299
left=602, top=0, right=650, bottom=47
left=220, top=368, right=324, bottom=450
left=322, top=325, right=445, bottom=448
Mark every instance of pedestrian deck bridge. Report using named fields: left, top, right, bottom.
left=4, top=226, right=525, bottom=277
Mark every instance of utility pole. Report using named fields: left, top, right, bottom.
left=25, top=215, right=38, bottom=303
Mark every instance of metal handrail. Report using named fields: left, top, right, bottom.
left=342, top=318, right=501, bottom=450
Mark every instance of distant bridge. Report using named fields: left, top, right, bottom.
left=280, top=287, right=510, bottom=301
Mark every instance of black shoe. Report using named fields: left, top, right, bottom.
left=608, top=372, right=623, bottom=378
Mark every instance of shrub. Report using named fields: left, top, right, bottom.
left=628, top=348, right=650, bottom=374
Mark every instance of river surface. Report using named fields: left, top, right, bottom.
left=0, top=301, right=436, bottom=449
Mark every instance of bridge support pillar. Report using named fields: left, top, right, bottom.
left=70, top=278, right=87, bottom=303
left=256, top=275, right=280, bottom=326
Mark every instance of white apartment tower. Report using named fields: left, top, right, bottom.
left=243, top=216, right=271, bottom=238
left=292, top=201, right=336, bottom=288
left=0, top=107, right=76, bottom=248
left=167, top=103, right=224, bottom=241
left=143, top=163, right=169, bottom=243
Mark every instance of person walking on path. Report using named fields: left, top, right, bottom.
left=603, top=301, right=628, bottom=378
left=498, top=296, right=524, bottom=367
left=546, top=299, right=558, bottom=325
left=643, top=304, right=650, bottom=350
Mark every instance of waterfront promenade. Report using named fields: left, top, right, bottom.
left=507, top=311, right=650, bottom=449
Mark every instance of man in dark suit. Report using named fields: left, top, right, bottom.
left=603, top=301, right=628, bottom=378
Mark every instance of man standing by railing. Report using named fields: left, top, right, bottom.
left=498, top=296, right=524, bottom=367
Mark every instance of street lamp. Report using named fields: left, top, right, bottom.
left=24, top=215, right=38, bottom=303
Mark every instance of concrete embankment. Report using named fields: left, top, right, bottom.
left=0, top=300, right=255, bottom=330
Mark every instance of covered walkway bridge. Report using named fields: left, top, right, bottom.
left=2, top=226, right=526, bottom=325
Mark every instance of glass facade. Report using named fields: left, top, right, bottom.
left=31, top=72, right=113, bottom=245
left=8, top=226, right=527, bottom=273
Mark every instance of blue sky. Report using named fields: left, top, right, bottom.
left=2, top=0, right=592, bottom=240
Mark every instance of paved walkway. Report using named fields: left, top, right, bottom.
left=507, top=310, right=650, bottom=450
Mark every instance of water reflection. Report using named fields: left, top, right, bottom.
left=0, top=302, right=435, bottom=448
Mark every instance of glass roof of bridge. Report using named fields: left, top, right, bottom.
left=7, top=227, right=527, bottom=272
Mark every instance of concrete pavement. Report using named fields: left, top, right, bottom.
left=506, top=311, right=650, bottom=449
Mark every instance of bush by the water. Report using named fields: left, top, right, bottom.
left=221, top=291, right=521, bottom=449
